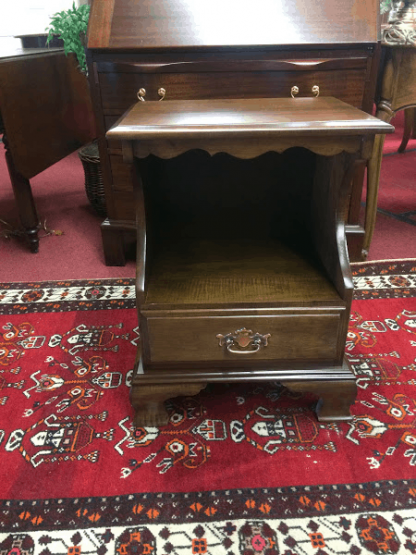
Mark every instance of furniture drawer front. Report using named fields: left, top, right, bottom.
left=144, top=312, right=343, bottom=364
left=99, top=68, right=366, bottom=116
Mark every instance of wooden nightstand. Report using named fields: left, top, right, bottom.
left=107, top=96, right=393, bottom=427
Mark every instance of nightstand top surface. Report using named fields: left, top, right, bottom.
left=107, top=97, right=394, bottom=141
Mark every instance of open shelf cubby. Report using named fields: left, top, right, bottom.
left=145, top=238, right=341, bottom=309
left=142, top=148, right=341, bottom=309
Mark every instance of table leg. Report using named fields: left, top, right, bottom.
left=3, top=134, right=40, bottom=253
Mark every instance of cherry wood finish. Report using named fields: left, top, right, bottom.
left=143, top=310, right=345, bottom=364
left=108, top=97, right=389, bottom=140
left=87, top=0, right=381, bottom=265
left=0, top=49, right=96, bottom=252
left=89, top=0, right=378, bottom=49
left=108, top=96, right=393, bottom=426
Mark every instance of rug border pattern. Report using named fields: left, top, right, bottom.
left=1, top=479, right=416, bottom=532
left=0, top=260, right=415, bottom=314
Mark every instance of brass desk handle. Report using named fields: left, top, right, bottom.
left=291, top=86, right=299, bottom=98
left=137, top=88, right=146, bottom=101
left=137, top=88, right=166, bottom=101
left=312, top=85, right=320, bottom=97
left=291, top=85, right=320, bottom=98
left=216, top=328, right=271, bottom=355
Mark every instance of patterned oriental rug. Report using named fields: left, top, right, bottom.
left=1, top=260, right=416, bottom=554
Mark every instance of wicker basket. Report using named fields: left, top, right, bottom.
left=78, top=141, right=107, bottom=217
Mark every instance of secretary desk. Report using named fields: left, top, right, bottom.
left=87, top=0, right=382, bottom=266
left=88, top=0, right=393, bottom=426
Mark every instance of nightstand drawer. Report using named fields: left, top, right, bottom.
left=143, top=310, right=345, bottom=365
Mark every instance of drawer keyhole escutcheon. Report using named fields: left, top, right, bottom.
left=216, top=328, right=271, bottom=355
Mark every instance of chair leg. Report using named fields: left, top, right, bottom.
left=398, top=108, right=414, bottom=153
left=362, top=133, right=387, bottom=259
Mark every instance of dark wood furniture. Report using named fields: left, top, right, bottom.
left=107, top=96, right=393, bottom=427
left=364, top=44, right=416, bottom=255
left=0, top=48, right=96, bottom=252
left=87, top=0, right=382, bottom=266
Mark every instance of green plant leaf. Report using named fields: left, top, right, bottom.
left=380, top=0, right=393, bottom=13
left=45, top=2, right=89, bottom=73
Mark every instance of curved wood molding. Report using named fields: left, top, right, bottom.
left=133, top=137, right=363, bottom=160
left=96, top=57, right=368, bottom=74
left=335, top=159, right=358, bottom=296
left=310, top=152, right=355, bottom=304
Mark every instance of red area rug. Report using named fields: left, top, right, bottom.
left=1, top=260, right=416, bottom=553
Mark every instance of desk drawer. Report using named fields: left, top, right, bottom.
left=143, top=310, right=344, bottom=365
left=99, top=60, right=367, bottom=116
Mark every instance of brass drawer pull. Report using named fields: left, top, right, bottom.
left=312, top=85, right=320, bottom=97
left=137, top=88, right=166, bottom=101
left=137, top=88, right=146, bottom=101
left=216, top=327, right=271, bottom=355
left=291, top=85, right=320, bottom=98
